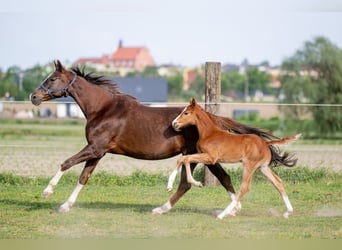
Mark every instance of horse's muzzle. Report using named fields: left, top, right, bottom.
left=30, top=93, right=42, bottom=106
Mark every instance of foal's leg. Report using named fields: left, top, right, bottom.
left=152, top=163, right=196, bottom=214
left=167, top=155, right=203, bottom=191
left=59, top=158, right=100, bottom=213
left=217, top=163, right=256, bottom=219
left=260, top=165, right=293, bottom=218
left=180, top=153, right=215, bottom=187
left=207, top=164, right=241, bottom=212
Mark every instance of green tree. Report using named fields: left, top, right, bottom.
left=0, top=66, right=21, bottom=100
left=246, top=67, right=272, bottom=94
left=167, top=72, right=183, bottom=100
left=221, top=71, right=247, bottom=97
left=187, top=74, right=205, bottom=101
left=280, top=36, right=342, bottom=135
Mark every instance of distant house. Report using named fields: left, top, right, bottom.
left=55, top=96, right=84, bottom=118
left=114, top=76, right=167, bottom=103
left=74, top=40, right=155, bottom=76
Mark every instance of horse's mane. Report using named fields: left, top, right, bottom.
left=71, top=67, right=119, bottom=95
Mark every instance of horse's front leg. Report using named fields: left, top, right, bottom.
left=59, top=158, right=100, bottom=213
left=153, top=163, right=197, bottom=215
left=42, top=169, right=64, bottom=198
left=42, top=144, right=104, bottom=198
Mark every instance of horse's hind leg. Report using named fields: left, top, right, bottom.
left=152, top=163, right=196, bottom=215
left=260, top=165, right=293, bottom=218
left=58, top=158, right=100, bottom=213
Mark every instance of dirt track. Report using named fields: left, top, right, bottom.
left=1, top=142, right=341, bottom=177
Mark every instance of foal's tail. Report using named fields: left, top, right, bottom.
left=268, top=133, right=301, bottom=167
left=267, top=133, right=302, bottom=146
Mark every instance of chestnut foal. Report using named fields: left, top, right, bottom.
left=169, top=98, right=301, bottom=219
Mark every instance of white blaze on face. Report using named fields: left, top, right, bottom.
left=172, top=107, right=187, bottom=129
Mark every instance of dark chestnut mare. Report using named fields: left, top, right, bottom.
left=170, top=98, right=300, bottom=219
left=30, top=60, right=278, bottom=214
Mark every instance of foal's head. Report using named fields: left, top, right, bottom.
left=31, top=60, right=77, bottom=106
left=172, top=98, right=202, bottom=131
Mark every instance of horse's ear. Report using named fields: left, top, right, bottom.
left=54, top=60, right=65, bottom=72
left=190, top=98, right=196, bottom=107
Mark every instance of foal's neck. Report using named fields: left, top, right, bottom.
left=194, top=108, right=221, bottom=139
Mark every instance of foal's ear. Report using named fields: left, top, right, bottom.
left=190, top=98, right=196, bottom=107
left=54, top=60, right=65, bottom=72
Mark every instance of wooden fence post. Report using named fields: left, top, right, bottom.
left=204, top=62, right=221, bottom=186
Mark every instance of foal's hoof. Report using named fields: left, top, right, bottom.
left=195, top=181, right=203, bottom=188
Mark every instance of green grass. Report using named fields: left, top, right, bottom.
left=1, top=119, right=341, bottom=239
left=1, top=169, right=342, bottom=239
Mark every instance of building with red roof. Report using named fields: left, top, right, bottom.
left=74, top=40, right=155, bottom=76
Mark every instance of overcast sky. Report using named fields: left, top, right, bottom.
left=1, top=0, right=342, bottom=70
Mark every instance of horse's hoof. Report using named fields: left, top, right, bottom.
left=41, top=191, right=52, bottom=198
left=152, top=207, right=164, bottom=215
left=58, top=203, right=71, bottom=213
left=166, top=187, right=173, bottom=192
left=216, top=213, right=225, bottom=220
left=283, top=211, right=292, bottom=219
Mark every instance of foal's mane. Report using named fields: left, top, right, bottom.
left=71, top=67, right=119, bottom=94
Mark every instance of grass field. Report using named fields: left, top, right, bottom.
left=1, top=169, right=342, bottom=239
left=1, top=119, right=342, bottom=239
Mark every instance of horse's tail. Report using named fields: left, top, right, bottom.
left=268, top=134, right=301, bottom=167
left=211, top=114, right=279, bottom=140
left=267, top=133, right=301, bottom=146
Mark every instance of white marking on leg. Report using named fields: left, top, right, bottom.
left=167, top=167, right=179, bottom=192
left=152, top=201, right=172, bottom=215
left=229, top=192, right=242, bottom=211
left=58, top=182, right=84, bottom=213
left=42, top=169, right=64, bottom=198
left=184, top=162, right=202, bottom=188
left=282, top=195, right=293, bottom=218
left=217, top=200, right=238, bottom=219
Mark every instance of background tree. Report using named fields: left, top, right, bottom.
left=246, top=67, right=272, bottom=94
left=280, top=36, right=342, bottom=136
left=166, top=71, right=183, bottom=101
left=221, top=71, right=247, bottom=97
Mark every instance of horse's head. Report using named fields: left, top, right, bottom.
left=172, top=98, right=199, bottom=131
left=30, top=60, right=77, bottom=106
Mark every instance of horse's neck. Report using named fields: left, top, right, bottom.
left=68, top=78, right=112, bottom=119
left=194, top=109, right=221, bottom=139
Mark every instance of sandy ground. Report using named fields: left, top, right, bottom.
left=1, top=140, right=341, bottom=177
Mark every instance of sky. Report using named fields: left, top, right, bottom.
left=1, top=0, right=342, bottom=70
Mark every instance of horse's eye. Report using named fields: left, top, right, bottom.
left=184, top=112, right=189, bottom=115
left=50, top=78, right=56, bottom=82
